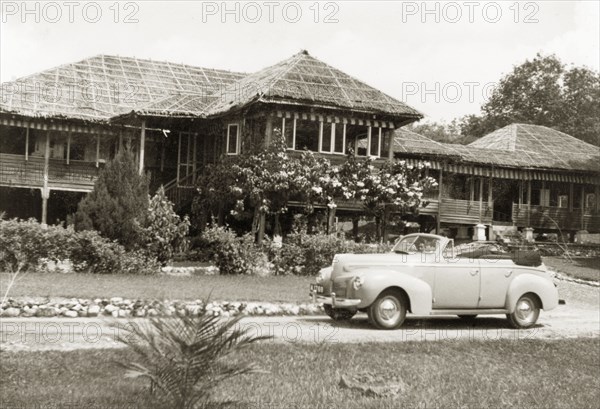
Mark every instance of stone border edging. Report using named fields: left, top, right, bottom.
left=0, top=297, right=323, bottom=319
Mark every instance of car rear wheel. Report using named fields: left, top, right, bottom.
left=507, top=294, right=540, bottom=329
left=323, top=304, right=356, bottom=321
left=368, top=290, right=407, bottom=330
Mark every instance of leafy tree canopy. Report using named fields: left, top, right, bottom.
left=461, top=53, right=600, bottom=146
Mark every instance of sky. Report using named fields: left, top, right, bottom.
left=1, top=0, right=599, bottom=122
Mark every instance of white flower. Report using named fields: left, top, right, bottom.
left=311, top=186, right=323, bottom=194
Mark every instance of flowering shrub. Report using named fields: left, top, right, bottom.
left=194, top=137, right=436, bottom=242
left=144, top=187, right=190, bottom=265
left=0, top=218, right=158, bottom=274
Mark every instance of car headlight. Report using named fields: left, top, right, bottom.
left=352, top=276, right=364, bottom=290
left=316, top=267, right=332, bottom=284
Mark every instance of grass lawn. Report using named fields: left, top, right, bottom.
left=544, top=256, right=600, bottom=282
left=1, top=339, right=598, bottom=408
left=0, top=272, right=313, bottom=303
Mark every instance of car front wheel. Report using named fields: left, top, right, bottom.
left=507, top=294, right=540, bottom=329
left=323, top=304, right=356, bottom=321
left=368, top=290, right=407, bottom=330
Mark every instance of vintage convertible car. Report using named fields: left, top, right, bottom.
left=309, top=233, right=559, bottom=330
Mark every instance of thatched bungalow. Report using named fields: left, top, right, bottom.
left=393, top=124, right=600, bottom=239
left=0, top=51, right=421, bottom=224
left=1, top=50, right=598, bottom=239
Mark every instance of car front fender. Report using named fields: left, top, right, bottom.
left=353, top=270, right=433, bottom=314
left=506, top=273, right=559, bottom=312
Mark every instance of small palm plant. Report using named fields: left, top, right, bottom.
left=114, top=308, right=270, bottom=409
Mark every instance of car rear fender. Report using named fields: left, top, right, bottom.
left=506, top=273, right=559, bottom=312
left=357, top=270, right=432, bottom=314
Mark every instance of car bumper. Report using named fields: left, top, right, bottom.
left=310, top=289, right=361, bottom=308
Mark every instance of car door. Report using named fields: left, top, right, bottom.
left=478, top=256, right=514, bottom=308
left=432, top=255, right=481, bottom=309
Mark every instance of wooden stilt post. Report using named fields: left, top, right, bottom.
left=327, top=207, right=337, bottom=235
left=160, top=139, right=165, bottom=173
left=66, top=130, right=71, bottom=165
left=119, top=129, right=123, bottom=152
left=569, top=183, right=574, bottom=212
left=470, top=177, right=475, bottom=202
left=177, top=132, right=182, bottom=183
left=257, top=116, right=273, bottom=245
left=436, top=169, right=443, bottom=234
left=41, top=131, right=51, bottom=226
left=192, top=132, right=197, bottom=182
left=139, top=120, right=146, bottom=174
left=478, top=177, right=484, bottom=223
left=526, top=179, right=532, bottom=227
left=387, top=130, right=394, bottom=161
left=581, top=186, right=586, bottom=230
left=25, top=125, right=30, bottom=161
left=95, top=135, right=100, bottom=168
left=518, top=180, right=523, bottom=208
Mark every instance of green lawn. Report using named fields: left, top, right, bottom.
left=0, top=272, right=313, bottom=303
left=544, top=256, right=600, bottom=282
left=1, top=339, right=598, bottom=408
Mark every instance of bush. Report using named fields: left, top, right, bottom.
left=145, top=187, right=190, bottom=265
left=0, top=218, right=158, bottom=274
left=68, top=230, right=158, bottom=275
left=200, top=225, right=271, bottom=276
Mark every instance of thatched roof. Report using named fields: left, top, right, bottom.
left=0, top=55, right=245, bottom=121
left=393, top=124, right=599, bottom=173
left=114, top=93, right=218, bottom=119
left=1, top=51, right=422, bottom=123
left=207, top=50, right=423, bottom=120
left=393, top=128, right=462, bottom=157
left=467, top=123, right=599, bottom=171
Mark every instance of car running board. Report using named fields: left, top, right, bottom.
left=429, top=309, right=510, bottom=315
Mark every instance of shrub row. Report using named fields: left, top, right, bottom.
left=0, top=218, right=159, bottom=274
left=198, top=225, right=391, bottom=276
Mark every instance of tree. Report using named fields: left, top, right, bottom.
left=407, top=120, right=462, bottom=144
left=461, top=53, right=600, bottom=146
left=73, top=149, right=149, bottom=250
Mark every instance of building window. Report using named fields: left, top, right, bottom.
left=283, top=118, right=295, bottom=149
left=321, top=122, right=332, bottom=153
left=333, top=123, right=345, bottom=154
left=345, top=124, right=369, bottom=156
left=294, top=119, right=319, bottom=152
left=226, top=124, right=239, bottom=155
left=369, top=127, right=381, bottom=157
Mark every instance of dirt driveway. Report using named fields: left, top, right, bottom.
left=1, top=280, right=598, bottom=351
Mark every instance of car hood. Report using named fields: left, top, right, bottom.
left=331, top=252, right=423, bottom=276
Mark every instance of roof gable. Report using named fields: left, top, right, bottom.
left=208, top=50, right=422, bottom=119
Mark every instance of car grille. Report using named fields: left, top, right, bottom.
left=332, top=280, right=348, bottom=298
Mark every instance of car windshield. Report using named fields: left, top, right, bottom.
left=392, top=235, right=442, bottom=254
